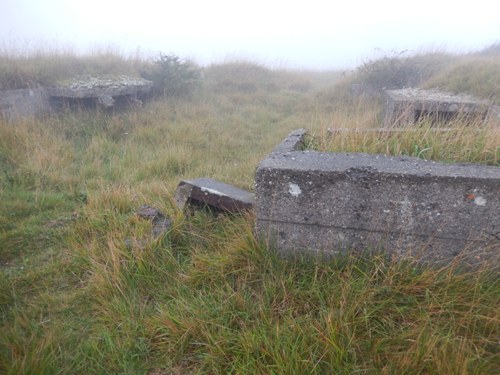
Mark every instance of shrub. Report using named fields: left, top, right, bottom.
left=355, top=51, right=452, bottom=91
left=141, top=53, right=200, bottom=97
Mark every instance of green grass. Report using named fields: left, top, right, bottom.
left=1, top=50, right=499, bottom=374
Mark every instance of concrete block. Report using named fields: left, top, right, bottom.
left=255, top=129, right=500, bottom=265
left=175, top=178, right=254, bottom=213
left=383, top=88, right=491, bottom=127
left=0, top=76, right=153, bottom=121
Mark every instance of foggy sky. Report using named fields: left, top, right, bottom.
left=1, top=0, right=499, bottom=69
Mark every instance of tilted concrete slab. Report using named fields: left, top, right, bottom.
left=175, top=178, right=254, bottom=213
left=383, top=88, right=491, bottom=126
left=255, top=129, right=500, bottom=265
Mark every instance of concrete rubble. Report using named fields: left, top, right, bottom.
left=136, top=205, right=172, bottom=238
left=175, top=178, right=254, bottom=213
left=125, top=205, right=172, bottom=250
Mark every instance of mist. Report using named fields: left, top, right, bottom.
left=1, top=0, right=499, bottom=69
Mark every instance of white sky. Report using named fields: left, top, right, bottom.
left=1, top=0, right=499, bottom=69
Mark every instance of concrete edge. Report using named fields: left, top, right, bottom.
left=270, top=128, right=308, bottom=154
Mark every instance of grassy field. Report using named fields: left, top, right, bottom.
left=0, top=49, right=499, bottom=374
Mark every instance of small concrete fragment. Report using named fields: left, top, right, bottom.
left=175, top=178, right=254, bottom=213
left=255, top=129, right=500, bottom=265
left=136, top=205, right=165, bottom=221
left=136, top=205, right=172, bottom=238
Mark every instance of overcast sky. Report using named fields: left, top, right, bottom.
left=1, top=0, right=499, bottom=69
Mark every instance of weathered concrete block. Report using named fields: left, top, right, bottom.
left=175, top=178, right=254, bottom=213
left=47, top=75, right=153, bottom=109
left=383, top=88, right=491, bottom=126
left=255, top=129, right=500, bottom=265
left=0, top=76, right=153, bottom=121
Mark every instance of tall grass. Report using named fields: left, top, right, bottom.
left=0, top=47, right=149, bottom=90
left=310, top=119, right=500, bottom=166
left=1, top=51, right=499, bottom=374
left=423, top=56, right=500, bottom=105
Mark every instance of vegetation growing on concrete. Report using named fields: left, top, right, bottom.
left=0, top=46, right=499, bottom=374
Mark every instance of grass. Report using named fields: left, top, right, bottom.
left=308, top=119, right=500, bottom=166
left=0, top=46, right=148, bottom=90
left=423, top=56, right=500, bottom=104
left=0, top=49, right=499, bottom=374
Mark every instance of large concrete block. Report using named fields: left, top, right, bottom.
left=0, top=76, right=153, bottom=121
left=255, top=129, right=500, bottom=265
left=383, top=88, right=491, bottom=127
left=47, top=76, right=153, bottom=109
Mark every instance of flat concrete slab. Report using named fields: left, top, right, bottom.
left=175, top=178, right=254, bottom=213
left=47, top=76, right=153, bottom=99
left=255, top=129, right=500, bottom=265
left=47, top=75, right=152, bottom=108
left=383, top=88, right=491, bottom=126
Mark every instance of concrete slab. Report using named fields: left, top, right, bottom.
left=0, top=76, right=153, bottom=120
left=255, top=129, right=500, bottom=265
left=175, top=178, right=254, bottom=213
left=383, top=88, right=491, bottom=126
left=47, top=76, right=153, bottom=99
